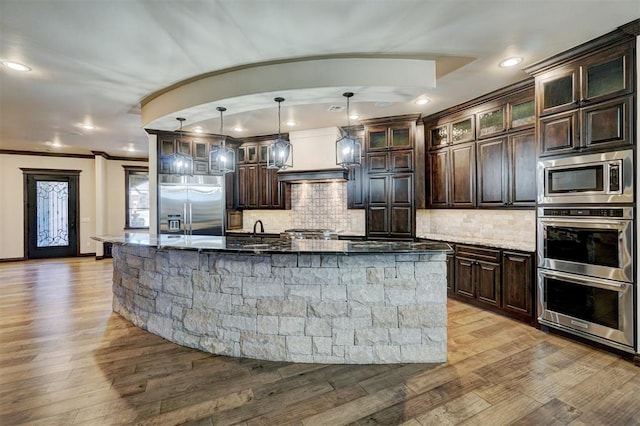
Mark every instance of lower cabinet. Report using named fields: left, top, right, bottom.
left=501, top=250, right=534, bottom=321
left=449, top=243, right=535, bottom=324
left=454, top=245, right=501, bottom=307
left=446, top=253, right=455, bottom=293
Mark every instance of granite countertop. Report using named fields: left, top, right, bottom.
left=94, top=233, right=452, bottom=255
left=417, top=234, right=535, bottom=252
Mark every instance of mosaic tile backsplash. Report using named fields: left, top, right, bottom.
left=241, top=182, right=365, bottom=234
left=290, top=182, right=350, bottom=230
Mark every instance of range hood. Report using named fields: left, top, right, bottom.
left=277, top=168, right=349, bottom=183
left=275, top=127, right=350, bottom=183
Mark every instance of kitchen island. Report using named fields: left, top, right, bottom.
left=96, top=233, right=452, bottom=364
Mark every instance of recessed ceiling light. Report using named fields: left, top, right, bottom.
left=1, top=61, right=31, bottom=72
left=80, top=124, right=95, bottom=130
left=349, top=114, right=359, bottom=120
left=193, top=126, right=204, bottom=133
left=415, top=98, right=430, bottom=105
left=233, top=127, right=244, bottom=132
left=126, top=145, right=135, bottom=152
left=499, top=57, right=523, bottom=68
left=51, top=141, right=62, bottom=148
left=285, top=120, right=296, bottom=127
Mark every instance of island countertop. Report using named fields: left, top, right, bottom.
left=94, top=233, right=453, bottom=254
left=102, top=233, right=451, bottom=364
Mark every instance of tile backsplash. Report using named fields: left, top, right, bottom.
left=241, top=181, right=366, bottom=234
left=416, top=209, right=536, bottom=251
left=290, top=181, right=350, bottom=230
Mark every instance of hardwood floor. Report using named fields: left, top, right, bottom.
left=1, top=257, right=639, bottom=425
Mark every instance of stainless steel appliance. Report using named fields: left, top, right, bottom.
left=537, top=269, right=634, bottom=351
left=537, top=149, right=634, bottom=205
left=537, top=207, right=634, bottom=282
left=159, top=174, right=224, bottom=236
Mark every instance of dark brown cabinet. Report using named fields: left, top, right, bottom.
left=235, top=138, right=290, bottom=210
left=427, top=141, right=475, bottom=208
left=365, top=123, right=414, bottom=151
left=151, top=130, right=239, bottom=177
left=502, top=251, right=534, bottom=322
left=362, top=116, right=418, bottom=238
left=428, top=149, right=449, bottom=207
left=537, top=43, right=633, bottom=117
left=258, top=165, right=282, bottom=208
left=477, top=129, right=535, bottom=207
left=347, top=162, right=365, bottom=209
left=450, top=142, right=476, bottom=207
left=454, top=245, right=501, bottom=307
left=366, top=150, right=413, bottom=173
left=367, top=173, right=413, bottom=238
left=237, top=163, right=283, bottom=210
left=533, top=38, right=634, bottom=156
left=425, top=80, right=535, bottom=209
left=448, top=243, right=535, bottom=324
left=237, top=164, right=259, bottom=208
left=237, top=144, right=258, bottom=164
left=539, top=96, right=632, bottom=155
left=446, top=253, right=455, bottom=294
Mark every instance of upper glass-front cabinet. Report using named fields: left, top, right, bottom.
left=509, top=99, right=535, bottom=129
left=477, top=106, right=506, bottom=138
left=429, top=125, right=449, bottom=149
left=450, top=116, right=474, bottom=144
left=366, top=123, right=414, bottom=151
left=536, top=43, right=633, bottom=116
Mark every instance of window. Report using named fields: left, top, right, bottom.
left=124, top=166, right=149, bottom=229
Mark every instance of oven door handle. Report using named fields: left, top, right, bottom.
left=540, top=269, right=630, bottom=291
left=538, top=217, right=629, bottom=227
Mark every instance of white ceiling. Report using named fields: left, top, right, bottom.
left=1, top=1, right=638, bottom=158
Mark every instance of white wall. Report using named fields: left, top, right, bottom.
left=0, top=153, right=147, bottom=260
left=287, top=127, right=342, bottom=171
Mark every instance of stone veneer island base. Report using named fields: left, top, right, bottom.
left=109, top=236, right=450, bottom=364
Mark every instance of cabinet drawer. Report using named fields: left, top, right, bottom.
left=455, top=245, right=500, bottom=263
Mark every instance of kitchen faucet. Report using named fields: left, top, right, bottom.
left=252, top=220, right=264, bottom=238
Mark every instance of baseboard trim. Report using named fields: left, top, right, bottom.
left=79, top=252, right=97, bottom=258
left=0, top=256, right=27, bottom=263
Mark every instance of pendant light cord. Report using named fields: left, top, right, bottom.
left=275, top=97, right=284, bottom=139
left=216, top=107, right=226, bottom=147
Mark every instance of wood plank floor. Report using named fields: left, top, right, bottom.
left=1, top=257, right=639, bottom=425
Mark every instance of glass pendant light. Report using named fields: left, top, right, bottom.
left=335, top=92, right=362, bottom=167
left=209, top=107, right=236, bottom=174
left=267, top=97, right=293, bottom=170
left=166, top=117, right=193, bottom=176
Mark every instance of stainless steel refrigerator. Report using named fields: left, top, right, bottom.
left=158, top=174, right=224, bottom=236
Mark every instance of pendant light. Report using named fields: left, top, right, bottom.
left=267, top=97, right=293, bottom=170
left=164, top=117, right=193, bottom=176
left=209, top=107, right=236, bottom=174
left=336, top=92, right=362, bottom=167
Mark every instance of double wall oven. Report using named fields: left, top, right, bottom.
left=536, top=149, right=635, bottom=352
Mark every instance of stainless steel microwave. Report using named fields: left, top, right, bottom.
left=537, top=149, right=634, bottom=205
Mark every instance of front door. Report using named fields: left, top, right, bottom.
left=24, top=170, right=80, bottom=259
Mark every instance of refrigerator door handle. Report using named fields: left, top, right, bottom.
left=183, top=203, right=188, bottom=236
left=189, top=202, right=193, bottom=235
